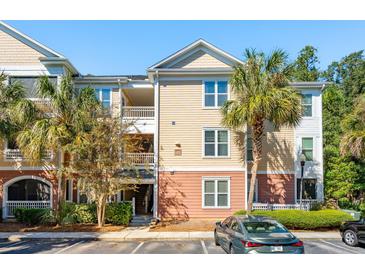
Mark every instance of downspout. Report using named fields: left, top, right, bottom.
left=153, top=70, right=160, bottom=220
left=244, top=123, right=248, bottom=210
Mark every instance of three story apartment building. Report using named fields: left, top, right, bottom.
left=0, top=21, right=325, bottom=220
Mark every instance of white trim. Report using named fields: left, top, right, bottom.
left=202, top=128, right=230, bottom=158
left=148, top=39, right=243, bottom=70
left=0, top=166, right=57, bottom=170
left=202, top=79, right=230, bottom=109
left=248, top=170, right=295, bottom=175
left=153, top=74, right=160, bottom=219
left=0, top=21, right=64, bottom=58
left=2, top=175, right=53, bottom=218
left=159, top=167, right=245, bottom=172
left=202, top=177, right=231, bottom=209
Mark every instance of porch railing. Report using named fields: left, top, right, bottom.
left=4, top=149, right=53, bottom=161
left=122, top=152, right=154, bottom=165
left=5, top=201, right=51, bottom=218
left=122, top=106, right=154, bottom=120
left=252, top=200, right=318, bottom=211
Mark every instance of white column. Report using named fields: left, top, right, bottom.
left=153, top=72, right=159, bottom=219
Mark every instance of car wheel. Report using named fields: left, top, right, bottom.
left=343, top=230, right=358, bottom=247
left=214, top=231, right=220, bottom=246
left=229, top=244, right=235, bottom=254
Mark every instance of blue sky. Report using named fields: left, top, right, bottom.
left=7, top=21, right=365, bottom=76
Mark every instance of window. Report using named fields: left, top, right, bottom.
left=296, top=179, right=317, bottom=200
left=247, top=137, right=253, bottom=161
left=95, top=88, right=111, bottom=110
left=65, top=180, right=73, bottom=202
left=230, top=219, right=240, bottom=232
left=204, top=80, right=228, bottom=107
left=6, top=138, right=18, bottom=150
left=301, top=94, right=312, bottom=117
left=203, top=178, right=230, bottom=208
left=302, top=137, right=314, bottom=161
left=9, top=77, right=57, bottom=98
left=204, top=129, right=229, bottom=157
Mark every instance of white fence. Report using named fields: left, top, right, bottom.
left=252, top=200, right=318, bottom=211
left=123, top=153, right=154, bottom=165
left=122, top=106, right=154, bottom=120
left=4, top=149, right=53, bottom=161
left=5, top=201, right=51, bottom=218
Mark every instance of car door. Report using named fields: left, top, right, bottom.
left=226, top=218, right=242, bottom=251
left=358, top=218, right=365, bottom=242
left=218, top=217, right=231, bottom=250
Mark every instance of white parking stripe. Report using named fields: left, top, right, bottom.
left=54, top=240, right=85, bottom=254
left=320, top=240, right=360, bottom=254
left=0, top=240, right=29, bottom=249
left=131, top=242, right=144, bottom=254
left=200, top=240, right=208, bottom=254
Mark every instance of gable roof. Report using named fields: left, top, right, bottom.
left=148, top=38, right=243, bottom=71
left=0, top=21, right=79, bottom=75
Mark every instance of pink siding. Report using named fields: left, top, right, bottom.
left=256, top=174, right=295, bottom=204
left=158, top=171, right=245, bottom=220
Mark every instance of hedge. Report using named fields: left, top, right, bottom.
left=14, top=208, right=52, bottom=225
left=234, top=209, right=354, bottom=230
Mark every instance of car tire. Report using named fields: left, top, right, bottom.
left=343, top=230, right=358, bottom=247
left=214, top=231, right=220, bottom=246
left=229, top=244, right=234, bottom=254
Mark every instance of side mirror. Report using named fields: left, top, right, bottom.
left=216, top=221, right=222, bottom=226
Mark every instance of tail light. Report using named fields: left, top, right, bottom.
left=291, top=240, right=304, bottom=247
left=241, top=240, right=263, bottom=247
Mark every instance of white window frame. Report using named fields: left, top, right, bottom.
left=95, top=87, right=112, bottom=110
left=202, top=128, right=230, bottom=158
left=202, top=177, right=231, bottom=209
left=301, top=93, right=313, bottom=117
left=202, top=80, right=229, bottom=109
left=301, top=136, right=314, bottom=162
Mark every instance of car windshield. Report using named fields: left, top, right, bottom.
left=243, top=221, right=288, bottom=234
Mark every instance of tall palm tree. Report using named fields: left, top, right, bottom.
left=16, top=71, right=100, bottom=207
left=221, top=49, right=302, bottom=213
left=0, top=73, right=38, bottom=141
left=341, top=94, right=365, bottom=159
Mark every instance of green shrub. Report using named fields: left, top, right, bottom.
left=234, top=209, right=353, bottom=230
left=40, top=209, right=57, bottom=225
left=14, top=208, right=51, bottom=225
left=105, top=202, right=133, bottom=225
left=73, top=204, right=97, bottom=223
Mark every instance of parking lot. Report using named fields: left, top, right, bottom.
left=0, top=238, right=364, bottom=254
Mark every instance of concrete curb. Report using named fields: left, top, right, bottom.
left=0, top=231, right=341, bottom=241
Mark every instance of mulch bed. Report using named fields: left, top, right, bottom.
left=0, top=222, right=126, bottom=232
left=150, top=219, right=219, bottom=232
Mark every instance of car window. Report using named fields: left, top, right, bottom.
left=243, top=221, right=288, bottom=233
left=222, top=217, right=231, bottom=227
left=230, top=219, right=240, bottom=232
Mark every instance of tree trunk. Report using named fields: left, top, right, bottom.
left=97, top=196, right=107, bottom=228
left=247, top=119, right=264, bottom=213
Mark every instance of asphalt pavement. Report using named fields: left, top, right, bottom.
left=0, top=239, right=364, bottom=254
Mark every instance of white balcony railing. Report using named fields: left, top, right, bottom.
left=5, top=201, right=51, bottom=218
left=252, top=199, right=319, bottom=211
left=122, top=152, right=154, bottom=165
left=122, top=106, right=154, bottom=120
left=4, top=149, right=53, bottom=161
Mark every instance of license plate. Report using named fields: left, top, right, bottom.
left=271, top=246, right=283, bottom=252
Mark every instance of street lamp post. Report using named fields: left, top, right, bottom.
left=299, top=153, right=306, bottom=210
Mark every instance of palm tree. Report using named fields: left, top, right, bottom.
left=221, top=49, right=302, bottom=213
left=341, top=94, right=365, bottom=159
left=16, top=71, right=100, bottom=207
left=0, top=72, right=38, bottom=147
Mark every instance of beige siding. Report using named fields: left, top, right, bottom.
left=0, top=30, right=45, bottom=65
left=170, top=50, right=230, bottom=69
left=159, top=80, right=244, bottom=168
left=248, top=122, right=295, bottom=172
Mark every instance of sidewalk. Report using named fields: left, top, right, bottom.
left=0, top=228, right=341, bottom=241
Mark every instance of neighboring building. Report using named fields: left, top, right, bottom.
left=0, top=21, right=325, bottom=220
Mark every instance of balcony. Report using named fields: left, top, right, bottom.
left=122, top=106, right=154, bottom=120
left=122, top=152, right=154, bottom=165
left=4, top=149, right=53, bottom=161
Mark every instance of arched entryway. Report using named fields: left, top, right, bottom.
left=2, top=176, right=53, bottom=219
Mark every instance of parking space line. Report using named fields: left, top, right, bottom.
left=319, top=240, right=360, bottom=254
left=200, top=240, right=208, bottom=254
left=0, top=240, right=29, bottom=249
left=131, top=242, right=144, bottom=254
left=54, top=240, right=85, bottom=254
